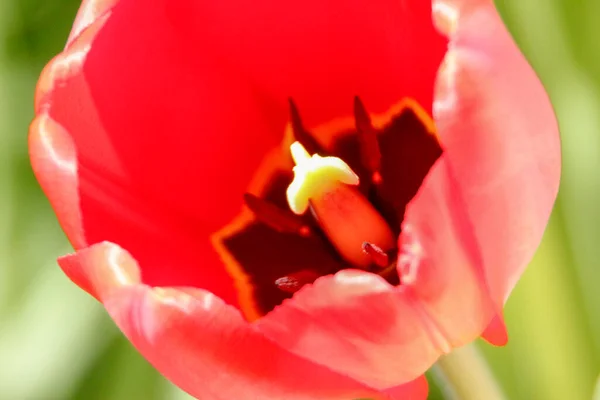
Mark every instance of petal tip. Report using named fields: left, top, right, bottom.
left=67, top=0, right=120, bottom=47
left=58, top=242, right=141, bottom=302
left=29, top=114, right=86, bottom=249
left=480, top=314, right=509, bottom=346
left=35, top=9, right=109, bottom=113
left=432, top=1, right=460, bottom=36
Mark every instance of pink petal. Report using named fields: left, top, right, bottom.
left=59, top=241, right=140, bottom=302
left=260, top=270, right=439, bottom=388
left=258, top=161, right=496, bottom=388
left=432, top=0, right=561, bottom=307
left=59, top=242, right=389, bottom=400
left=397, top=158, right=497, bottom=348
left=29, top=114, right=85, bottom=249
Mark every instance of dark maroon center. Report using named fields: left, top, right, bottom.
left=215, top=97, right=442, bottom=320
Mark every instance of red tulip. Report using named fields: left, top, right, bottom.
left=29, top=0, right=560, bottom=398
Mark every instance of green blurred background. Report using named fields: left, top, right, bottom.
left=0, top=0, right=599, bottom=399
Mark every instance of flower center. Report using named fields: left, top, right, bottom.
left=286, top=141, right=395, bottom=268
left=212, top=97, right=442, bottom=321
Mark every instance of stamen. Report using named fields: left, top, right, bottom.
left=353, top=96, right=382, bottom=184
left=275, top=270, right=320, bottom=294
left=362, top=242, right=389, bottom=268
left=244, top=193, right=311, bottom=236
left=289, top=98, right=322, bottom=155
left=377, top=263, right=401, bottom=286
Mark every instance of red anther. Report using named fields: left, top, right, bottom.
left=362, top=241, right=390, bottom=268
left=353, top=96, right=382, bottom=179
left=244, top=193, right=311, bottom=236
left=288, top=98, right=322, bottom=155
left=275, top=270, right=321, bottom=294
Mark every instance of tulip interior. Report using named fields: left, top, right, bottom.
left=213, top=97, right=442, bottom=321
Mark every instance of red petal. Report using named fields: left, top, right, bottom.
left=163, top=0, right=446, bottom=120
left=58, top=242, right=389, bottom=400
left=32, top=14, right=239, bottom=303
left=33, top=0, right=446, bottom=304
left=432, top=0, right=561, bottom=307
left=49, top=0, right=445, bottom=238
left=385, top=376, right=429, bottom=400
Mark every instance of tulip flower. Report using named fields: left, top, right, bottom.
left=29, top=0, right=560, bottom=398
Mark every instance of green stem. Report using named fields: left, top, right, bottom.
left=432, top=344, right=506, bottom=400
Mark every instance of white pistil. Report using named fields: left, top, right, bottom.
left=286, top=142, right=359, bottom=215
left=286, top=141, right=395, bottom=268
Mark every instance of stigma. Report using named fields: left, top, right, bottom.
left=286, top=142, right=395, bottom=268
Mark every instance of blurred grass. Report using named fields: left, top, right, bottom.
left=0, top=0, right=599, bottom=399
